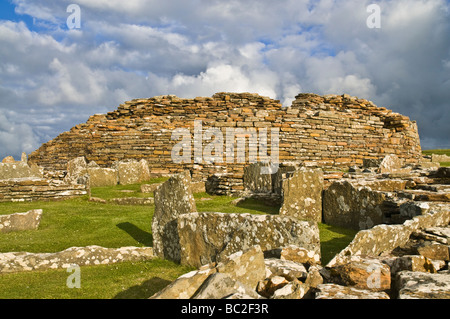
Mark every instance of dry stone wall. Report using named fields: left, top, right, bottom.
left=0, top=246, right=154, bottom=273
left=0, top=178, right=87, bottom=203
left=29, top=92, right=422, bottom=195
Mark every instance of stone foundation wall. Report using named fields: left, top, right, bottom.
left=0, top=178, right=87, bottom=202
left=29, top=92, right=422, bottom=195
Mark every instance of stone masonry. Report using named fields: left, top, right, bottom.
left=29, top=92, right=422, bottom=195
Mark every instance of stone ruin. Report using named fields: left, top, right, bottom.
left=150, top=162, right=450, bottom=299
left=0, top=153, right=87, bottom=203
left=28, top=92, right=422, bottom=195
left=1, top=92, right=449, bottom=299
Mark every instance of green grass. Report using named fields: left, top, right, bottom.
left=90, top=177, right=168, bottom=200
left=0, top=197, right=153, bottom=253
left=319, top=223, right=357, bottom=264
left=0, top=179, right=357, bottom=299
left=422, top=149, right=450, bottom=156
left=0, top=259, right=193, bottom=299
left=422, top=149, right=450, bottom=167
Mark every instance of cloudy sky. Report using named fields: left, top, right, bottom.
left=0, top=0, right=449, bottom=159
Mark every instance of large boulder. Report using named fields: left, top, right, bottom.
left=151, top=171, right=196, bottom=263
left=0, top=209, right=42, bottom=233
left=177, top=212, right=320, bottom=268
left=279, top=168, right=323, bottom=222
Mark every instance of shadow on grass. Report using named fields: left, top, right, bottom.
left=113, top=277, right=171, bottom=299
left=116, top=222, right=153, bottom=246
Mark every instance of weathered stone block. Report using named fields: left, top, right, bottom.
left=379, top=154, right=403, bottom=173
left=64, top=157, right=87, bottom=184
left=152, top=171, right=196, bottom=263
left=279, top=168, right=323, bottom=222
left=279, top=245, right=321, bottom=266
left=192, top=273, right=260, bottom=299
left=396, top=271, right=450, bottom=299
left=417, top=244, right=449, bottom=261
left=177, top=212, right=320, bottom=268
left=215, top=245, right=266, bottom=290
left=327, top=259, right=391, bottom=291
left=115, top=159, right=151, bottom=185
left=0, top=245, right=154, bottom=273
left=150, top=265, right=216, bottom=299
left=264, top=258, right=308, bottom=281
left=0, top=209, right=42, bottom=233
left=315, top=283, right=390, bottom=299
left=323, top=180, right=386, bottom=230
left=87, top=167, right=118, bottom=187
left=390, top=255, right=436, bottom=275
left=0, top=162, right=43, bottom=180
left=243, top=162, right=272, bottom=193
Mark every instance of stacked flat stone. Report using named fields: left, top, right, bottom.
left=29, top=92, right=422, bottom=195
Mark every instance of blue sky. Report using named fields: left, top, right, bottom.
left=0, top=0, right=449, bottom=159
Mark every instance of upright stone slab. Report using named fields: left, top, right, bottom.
left=64, top=157, right=88, bottom=184
left=0, top=161, right=43, bottom=180
left=115, top=159, right=151, bottom=185
left=323, top=180, right=387, bottom=230
left=177, top=212, right=320, bottom=268
left=378, top=154, right=403, bottom=173
left=243, top=162, right=272, bottom=193
left=87, top=167, right=118, bottom=187
left=279, top=168, right=324, bottom=222
left=152, top=171, right=196, bottom=263
left=271, top=163, right=298, bottom=195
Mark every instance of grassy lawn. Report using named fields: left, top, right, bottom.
left=422, top=149, right=450, bottom=167
left=0, top=259, right=193, bottom=299
left=422, top=149, right=450, bottom=156
left=0, top=179, right=357, bottom=299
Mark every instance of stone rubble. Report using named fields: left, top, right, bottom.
left=151, top=164, right=449, bottom=299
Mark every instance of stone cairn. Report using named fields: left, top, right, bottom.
left=151, top=161, right=450, bottom=299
